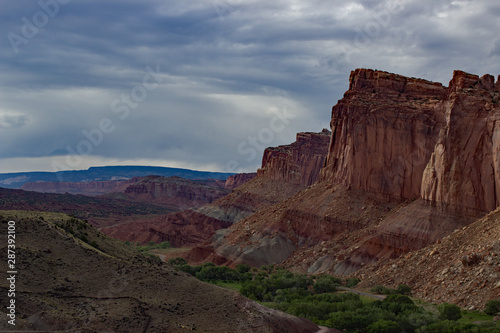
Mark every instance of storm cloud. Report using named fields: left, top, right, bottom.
left=1, top=0, right=499, bottom=173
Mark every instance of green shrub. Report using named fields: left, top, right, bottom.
left=396, top=284, right=412, bottom=295
left=371, top=285, right=393, bottom=294
left=485, top=300, right=500, bottom=316
left=438, top=303, right=462, bottom=321
left=236, top=264, right=250, bottom=274
left=168, top=257, right=187, bottom=266
left=367, top=319, right=401, bottom=333
left=313, top=276, right=339, bottom=294
left=345, top=278, right=360, bottom=288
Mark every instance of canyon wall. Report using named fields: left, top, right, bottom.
left=258, top=129, right=331, bottom=186
left=197, top=69, right=499, bottom=280
left=321, top=68, right=500, bottom=210
left=320, top=68, right=448, bottom=199
left=421, top=70, right=500, bottom=211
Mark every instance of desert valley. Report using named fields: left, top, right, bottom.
left=1, top=68, right=500, bottom=332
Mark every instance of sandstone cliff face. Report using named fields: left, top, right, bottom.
left=421, top=70, right=500, bottom=211
left=258, top=130, right=331, bottom=186
left=224, top=173, right=257, bottom=189
left=320, top=68, right=448, bottom=199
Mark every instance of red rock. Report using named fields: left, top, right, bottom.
left=421, top=70, right=500, bottom=211
left=320, top=68, right=448, bottom=199
left=22, top=176, right=231, bottom=209
left=224, top=173, right=257, bottom=189
left=258, top=129, right=331, bottom=186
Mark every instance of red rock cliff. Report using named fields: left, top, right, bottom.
left=257, top=129, right=331, bottom=186
left=320, top=68, right=448, bottom=199
left=421, top=70, right=500, bottom=211
left=224, top=173, right=257, bottom=189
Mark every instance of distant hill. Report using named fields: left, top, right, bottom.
left=0, top=165, right=234, bottom=189
left=0, top=187, right=175, bottom=223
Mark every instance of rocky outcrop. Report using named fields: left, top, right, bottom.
left=421, top=70, right=500, bottom=211
left=224, top=173, right=257, bottom=189
left=101, top=209, right=233, bottom=247
left=320, top=68, right=448, bottom=199
left=102, top=177, right=305, bottom=247
left=258, top=129, right=331, bottom=186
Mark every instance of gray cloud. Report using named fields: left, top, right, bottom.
left=1, top=0, right=499, bottom=173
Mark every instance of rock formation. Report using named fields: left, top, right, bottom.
left=320, top=68, right=448, bottom=199
left=224, top=172, right=257, bottom=189
left=119, top=176, right=230, bottom=209
left=258, top=129, right=331, bottom=186
left=195, top=69, right=499, bottom=283
left=421, top=70, right=500, bottom=211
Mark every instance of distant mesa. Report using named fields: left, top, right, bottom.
left=0, top=165, right=234, bottom=189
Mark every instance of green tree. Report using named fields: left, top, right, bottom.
left=159, top=241, right=171, bottom=249
left=236, top=264, right=250, bottom=274
left=438, top=303, right=462, bottom=321
left=168, top=257, right=187, bottom=266
left=345, top=278, right=360, bottom=288
left=396, top=284, right=412, bottom=295
left=367, top=319, right=401, bottom=333
left=485, top=300, right=500, bottom=316
left=313, top=276, right=339, bottom=294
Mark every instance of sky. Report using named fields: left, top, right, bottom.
left=1, top=0, right=499, bottom=174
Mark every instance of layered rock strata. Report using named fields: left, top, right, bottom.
left=258, top=129, right=331, bottom=186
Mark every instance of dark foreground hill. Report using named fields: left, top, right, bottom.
left=0, top=211, right=323, bottom=332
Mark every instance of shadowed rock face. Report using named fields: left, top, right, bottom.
left=258, top=129, right=331, bottom=186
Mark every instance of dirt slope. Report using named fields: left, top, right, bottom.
left=354, top=207, right=500, bottom=310
left=0, top=211, right=321, bottom=332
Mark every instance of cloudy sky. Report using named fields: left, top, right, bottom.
left=1, top=0, right=499, bottom=174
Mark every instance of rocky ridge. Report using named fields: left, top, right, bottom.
left=22, top=175, right=231, bottom=209
left=354, top=206, right=500, bottom=310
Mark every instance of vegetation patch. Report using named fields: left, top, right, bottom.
left=169, top=259, right=500, bottom=332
